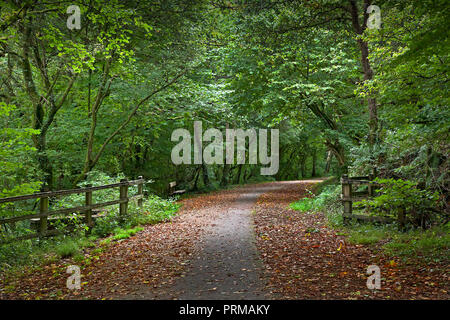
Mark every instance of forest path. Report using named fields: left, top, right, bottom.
left=3, top=179, right=447, bottom=300
left=121, top=182, right=285, bottom=299
left=2, top=180, right=297, bottom=300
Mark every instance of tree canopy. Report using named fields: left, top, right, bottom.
left=0, top=0, right=448, bottom=206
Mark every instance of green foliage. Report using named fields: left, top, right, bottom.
left=355, top=178, right=442, bottom=228
left=55, top=171, right=126, bottom=210
left=55, top=239, right=80, bottom=258
left=0, top=102, right=41, bottom=199
left=126, top=195, right=180, bottom=227
left=289, top=193, right=316, bottom=213
left=290, top=184, right=340, bottom=214
left=112, top=226, right=144, bottom=240
left=0, top=0, right=448, bottom=280
left=91, top=192, right=179, bottom=238
left=345, top=223, right=449, bottom=263
left=0, top=234, right=96, bottom=272
left=383, top=228, right=449, bottom=263
left=348, top=225, right=389, bottom=245
left=91, top=211, right=120, bottom=238
left=290, top=183, right=344, bottom=228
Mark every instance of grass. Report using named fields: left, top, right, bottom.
left=347, top=224, right=389, bottom=245
left=55, top=239, right=80, bottom=258
left=112, top=226, right=144, bottom=240
left=289, top=197, right=316, bottom=212
left=289, top=179, right=337, bottom=214
left=343, top=221, right=449, bottom=263
left=383, top=227, right=450, bottom=262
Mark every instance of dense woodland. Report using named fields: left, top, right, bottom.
left=0, top=0, right=449, bottom=273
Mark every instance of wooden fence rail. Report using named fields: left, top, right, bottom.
left=340, top=174, right=393, bottom=225
left=0, top=177, right=146, bottom=244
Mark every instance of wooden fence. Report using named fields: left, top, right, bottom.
left=340, top=174, right=393, bottom=225
left=0, top=177, right=145, bottom=244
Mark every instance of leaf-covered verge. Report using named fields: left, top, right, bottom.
left=290, top=182, right=450, bottom=265
left=256, top=181, right=448, bottom=299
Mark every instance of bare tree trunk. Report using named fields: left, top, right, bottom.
left=311, top=148, right=317, bottom=177
left=193, top=166, right=201, bottom=190
left=202, top=163, right=211, bottom=188
left=235, top=164, right=243, bottom=184
left=349, top=0, right=378, bottom=146
left=325, top=150, right=332, bottom=174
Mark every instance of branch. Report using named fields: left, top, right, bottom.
left=0, top=2, right=31, bottom=32
left=40, top=74, right=77, bottom=136
left=90, top=68, right=189, bottom=168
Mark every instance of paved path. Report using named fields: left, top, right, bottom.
left=171, top=185, right=281, bottom=299
left=125, top=184, right=281, bottom=300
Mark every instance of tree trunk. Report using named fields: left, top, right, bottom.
left=349, top=0, right=378, bottom=146
left=325, top=139, right=347, bottom=173
left=193, top=166, right=201, bottom=190
left=20, top=20, right=54, bottom=189
left=221, top=164, right=230, bottom=186
left=311, top=148, right=317, bottom=177
left=300, top=157, right=306, bottom=178
left=325, top=150, right=332, bottom=174
left=245, top=166, right=254, bottom=181
left=202, top=163, right=211, bottom=188
left=235, top=164, right=243, bottom=184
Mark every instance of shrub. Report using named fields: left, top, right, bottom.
left=91, top=210, right=120, bottom=238
left=289, top=184, right=342, bottom=224
left=290, top=188, right=321, bottom=212
left=126, top=195, right=180, bottom=226
left=355, top=178, right=441, bottom=229
left=289, top=197, right=315, bottom=212
left=112, top=227, right=144, bottom=240
left=91, top=194, right=179, bottom=237
left=55, top=239, right=80, bottom=258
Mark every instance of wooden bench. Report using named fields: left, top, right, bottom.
left=169, top=181, right=186, bottom=196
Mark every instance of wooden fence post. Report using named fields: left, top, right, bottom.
left=137, top=176, right=143, bottom=209
left=119, top=179, right=128, bottom=219
left=368, top=173, right=374, bottom=197
left=85, top=184, right=93, bottom=232
left=39, top=195, right=49, bottom=237
left=341, top=174, right=352, bottom=225
left=372, top=167, right=377, bottom=178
